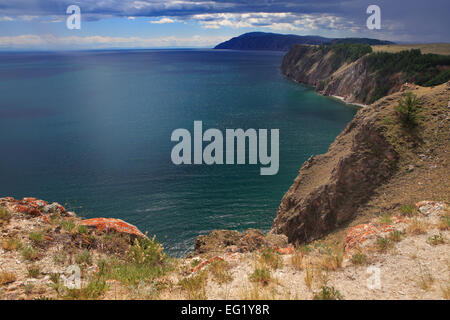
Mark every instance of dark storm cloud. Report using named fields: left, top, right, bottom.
left=0, top=0, right=448, bottom=42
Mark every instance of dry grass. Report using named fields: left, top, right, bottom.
left=438, top=216, right=450, bottom=231
left=407, top=218, right=429, bottom=235
left=441, top=283, right=450, bottom=300
left=178, top=271, right=208, bottom=300
left=1, top=237, right=22, bottom=251
left=208, top=259, right=233, bottom=284
left=290, top=250, right=304, bottom=271
left=0, top=271, right=16, bottom=286
left=258, top=248, right=283, bottom=270
left=416, top=264, right=435, bottom=291
left=0, top=207, right=12, bottom=225
left=239, top=283, right=284, bottom=300
left=249, top=264, right=272, bottom=286
left=372, top=43, right=450, bottom=55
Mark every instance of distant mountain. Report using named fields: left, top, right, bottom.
left=214, top=32, right=394, bottom=51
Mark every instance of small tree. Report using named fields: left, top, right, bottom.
left=394, top=91, right=422, bottom=127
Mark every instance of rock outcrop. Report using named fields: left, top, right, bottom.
left=271, top=81, right=450, bottom=246
left=281, top=44, right=450, bottom=104
left=271, top=96, right=403, bottom=245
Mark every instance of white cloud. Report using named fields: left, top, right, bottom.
left=0, top=16, right=14, bottom=21
left=0, top=34, right=229, bottom=49
left=150, top=17, right=176, bottom=24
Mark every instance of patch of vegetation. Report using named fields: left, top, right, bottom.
left=53, top=250, right=68, bottom=265
left=27, top=265, right=40, bottom=278
left=313, top=286, right=344, bottom=300
left=77, top=225, right=88, bottom=234
left=304, top=263, right=314, bottom=289
left=366, top=50, right=450, bottom=103
left=63, top=279, right=109, bottom=300
left=389, top=230, right=404, bottom=242
left=417, top=265, right=434, bottom=291
left=407, top=218, right=428, bottom=235
left=60, top=220, right=76, bottom=232
left=379, top=214, right=393, bottom=224
left=29, top=231, right=44, bottom=244
left=0, top=207, right=11, bottom=225
left=178, top=271, right=207, bottom=300
left=75, top=250, right=92, bottom=265
left=351, top=252, right=368, bottom=265
left=249, top=265, right=271, bottom=286
left=259, top=248, right=283, bottom=270
left=1, top=237, right=22, bottom=251
left=190, top=259, right=201, bottom=268
left=97, top=237, right=172, bottom=286
left=427, top=234, right=445, bottom=246
left=22, top=245, right=39, bottom=261
left=394, top=92, right=422, bottom=128
left=0, top=271, right=16, bottom=286
left=438, top=216, right=450, bottom=231
left=290, top=250, right=304, bottom=271
left=318, top=43, right=373, bottom=70
left=376, top=236, right=393, bottom=252
left=209, top=259, right=232, bottom=284
left=399, top=204, right=418, bottom=217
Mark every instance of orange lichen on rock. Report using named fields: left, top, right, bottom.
left=81, top=218, right=145, bottom=237
left=275, top=246, right=294, bottom=255
left=344, top=216, right=406, bottom=252
left=191, top=256, right=224, bottom=273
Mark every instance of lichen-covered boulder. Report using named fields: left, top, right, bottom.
left=81, top=218, right=145, bottom=238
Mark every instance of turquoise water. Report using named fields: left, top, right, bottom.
left=0, top=49, right=357, bottom=255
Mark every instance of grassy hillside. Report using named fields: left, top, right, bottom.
left=372, top=43, right=450, bottom=55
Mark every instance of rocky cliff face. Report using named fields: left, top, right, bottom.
left=271, top=98, right=398, bottom=244
left=281, top=45, right=392, bottom=104
left=272, top=81, right=450, bottom=245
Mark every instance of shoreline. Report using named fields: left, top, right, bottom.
left=328, top=94, right=367, bottom=108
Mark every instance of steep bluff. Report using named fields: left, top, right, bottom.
left=281, top=44, right=450, bottom=105
left=271, top=82, right=450, bottom=245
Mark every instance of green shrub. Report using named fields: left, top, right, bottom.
left=313, top=286, right=344, bottom=300
left=259, top=248, right=283, bottom=270
left=22, top=246, right=39, bottom=261
left=427, top=234, right=445, bottom=246
left=351, top=252, right=368, bottom=265
left=60, top=220, right=76, bottom=232
left=249, top=266, right=271, bottom=286
left=77, top=225, right=88, bottom=234
left=27, top=266, right=40, bottom=278
left=75, top=250, right=92, bottom=265
left=29, top=232, right=44, bottom=244
left=394, top=92, right=422, bottom=127
left=399, top=204, right=418, bottom=217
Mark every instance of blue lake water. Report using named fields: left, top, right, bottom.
left=0, top=49, right=357, bottom=255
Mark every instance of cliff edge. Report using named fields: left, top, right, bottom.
left=281, top=44, right=450, bottom=104
left=271, top=81, right=449, bottom=246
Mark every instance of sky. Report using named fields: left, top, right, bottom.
left=0, top=0, right=449, bottom=50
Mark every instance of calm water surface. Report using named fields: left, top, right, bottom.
left=0, top=49, right=357, bottom=255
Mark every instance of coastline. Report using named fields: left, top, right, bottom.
left=329, top=95, right=367, bottom=108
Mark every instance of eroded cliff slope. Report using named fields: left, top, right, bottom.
left=281, top=44, right=450, bottom=104
left=272, top=82, right=450, bottom=245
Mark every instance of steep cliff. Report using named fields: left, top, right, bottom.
left=272, top=82, right=450, bottom=245
left=281, top=44, right=450, bottom=104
